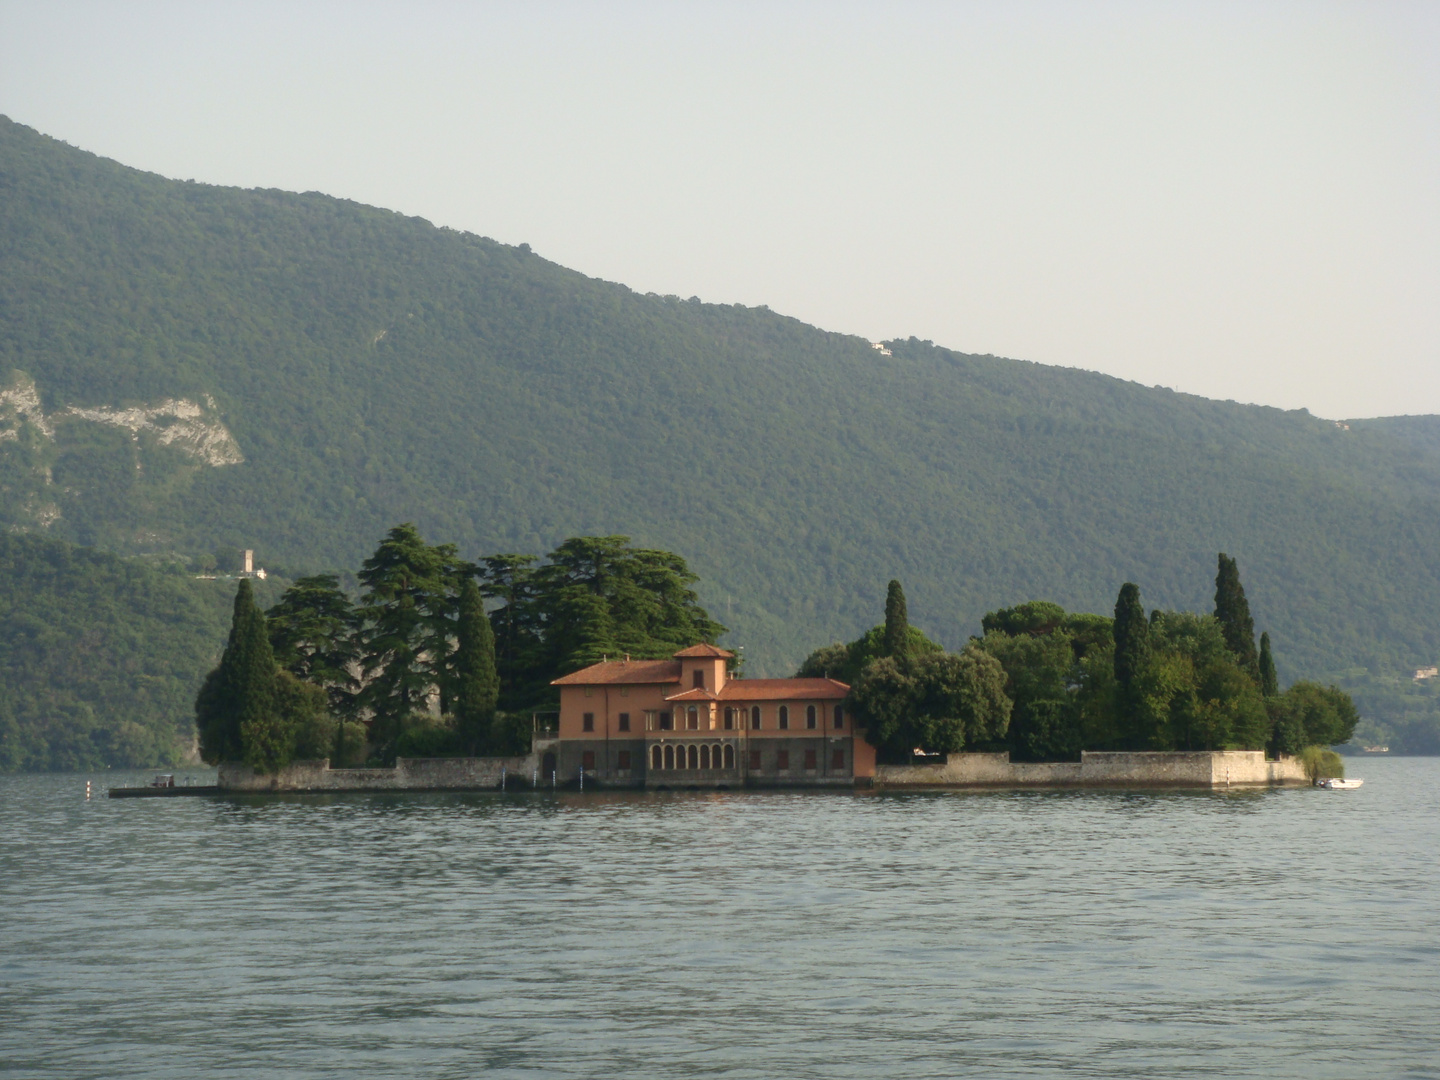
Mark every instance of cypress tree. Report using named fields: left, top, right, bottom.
left=231, top=580, right=289, bottom=773
left=1214, top=553, right=1259, bottom=673
left=1113, top=582, right=1150, bottom=746
left=1113, top=583, right=1149, bottom=688
left=197, top=579, right=288, bottom=770
left=454, top=577, right=499, bottom=753
left=1258, top=631, right=1278, bottom=697
left=197, top=579, right=256, bottom=763
left=883, top=579, right=910, bottom=658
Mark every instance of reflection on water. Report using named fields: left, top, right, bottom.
left=3, top=760, right=1438, bottom=1078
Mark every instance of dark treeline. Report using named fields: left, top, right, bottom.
left=801, top=555, right=1358, bottom=763
left=198, top=526, right=724, bottom=772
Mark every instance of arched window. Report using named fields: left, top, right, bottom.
left=806, top=705, right=817, bottom=729
left=713, top=744, right=723, bottom=769
left=723, top=708, right=734, bottom=730
left=687, top=744, right=699, bottom=769
left=723, top=744, right=735, bottom=769
left=834, top=704, right=844, bottom=729
left=687, top=707, right=699, bottom=731
left=664, top=744, right=674, bottom=770
left=700, top=744, right=711, bottom=769
left=779, top=706, right=789, bottom=730
left=751, top=706, right=761, bottom=730
left=651, top=745, right=662, bottom=769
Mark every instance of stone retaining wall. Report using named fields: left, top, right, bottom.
left=874, top=750, right=1308, bottom=788
left=218, top=755, right=536, bottom=792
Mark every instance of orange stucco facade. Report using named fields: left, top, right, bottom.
left=545, top=644, right=874, bottom=787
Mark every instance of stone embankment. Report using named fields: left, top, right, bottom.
left=218, top=755, right=536, bottom=792
left=874, top=750, right=1308, bottom=788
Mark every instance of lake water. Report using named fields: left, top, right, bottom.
left=3, top=759, right=1438, bottom=1079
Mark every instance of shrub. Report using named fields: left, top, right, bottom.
left=1298, top=744, right=1345, bottom=783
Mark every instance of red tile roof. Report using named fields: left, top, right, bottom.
left=551, top=659, right=682, bottom=686
left=718, top=678, right=849, bottom=701
left=672, top=643, right=735, bottom=658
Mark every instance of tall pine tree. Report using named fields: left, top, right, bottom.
left=356, top=524, right=467, bottom=760
left=1258, top=631, right=1278, bottom=697
left=883, top=579, right=910, bottom=659
left=1214, top=553, right=1259, bottom=674
left=454, top=577, right=499, bottom=753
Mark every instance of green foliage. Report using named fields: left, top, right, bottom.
left=355, top=524, right=468, bottom=761
left=198, top=579, right=274, bottom=765
left=795, top=624, right=942, bottom=684
left=453, top=577, right=499, bottom=753
left=981, top=601, right=1068, bottom=638
left=1112, top=583, right=1150, bottom=743
left=0, top=532, right=249, bottom=771
left=1298, top=745, right=1345, bottom=782
left=1258, top=632, right=1278, bottom=697
left=527, top=536, right=726, bottom=679
left=267, top=574, right=359, bottom=720
left=978, top=630, right=1081, bottom=761
left=277, top=671, right=334, bottom=760
left=1269, top=681, right=1359, bottom=749
left=1337, top=669, right=1440, bottom=755
left=1214, top=554, right=1259, bottom=673
left=487, top=712, right=535, bottom=757
left=883, top=580, right=910, bottom=658
left=393, top=713, right=458, bottom=759
left=851, top=647, right=1012, bottom=761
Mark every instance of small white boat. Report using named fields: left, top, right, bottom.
left=1317, top=777, right=1363, bottom=789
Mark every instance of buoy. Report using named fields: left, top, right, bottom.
left=85, top=780, right=91, bottom=799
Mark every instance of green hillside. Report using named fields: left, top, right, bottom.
left=0, top=532, right=285, bottom=770
left=2, top=113, right=1439, bottom=739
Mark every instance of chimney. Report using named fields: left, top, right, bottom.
left=242, top=549, right=254, bottom=574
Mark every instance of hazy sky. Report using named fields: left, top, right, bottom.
left=2, top=2, right=1436, bottom=419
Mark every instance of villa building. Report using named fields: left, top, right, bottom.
left=544, top=644, right=876, bottom=788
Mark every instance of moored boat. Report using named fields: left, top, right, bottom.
left=1317, top=777, right=1363, bottom=789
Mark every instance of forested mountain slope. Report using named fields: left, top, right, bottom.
left=0, top=532, right=284, bottom=771
left=3, top=114, right=1439, bottom=695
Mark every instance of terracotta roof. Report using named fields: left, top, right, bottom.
left=672, top=643, right=735, bottom=659
left=717, top=678, right=849, bottom=701
left=551, top=659, right=682, bottom=686
left=665, top=687, right=719, bottom=702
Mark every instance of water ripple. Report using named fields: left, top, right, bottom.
left=2, top=761, right=1438, bottom=1078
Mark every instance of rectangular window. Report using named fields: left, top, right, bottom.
left=660, top=711, right=673, bottom=731
left=584, top=687, right=593, bottom=697
left=834, top=705, right=845, bottom=729
left=777, top=750, right=790, bottom=771
left=618, top=712, right=631, bottom=732
left=617, top=750, right=631, bottom=770
left=804, top=749, right=817, bottom=770
left=582, top=750, right=595, bottom=770
left=749, top=749, right=761, bottom=770
left=693, top=669, right=705, bottom=688
left=582, top=712, right=594, bottom=732
left=832, top=748, right=845, bottom=769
